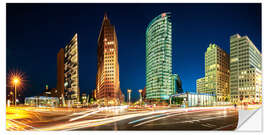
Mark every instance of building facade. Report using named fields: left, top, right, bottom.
left=196, top=77, right=205, bottom=93
left=64, top=33, right=79, bottom=103
left=96, top=13, right=122, bottom=105
left=205, top=44, right=230, bottom=101
left=57, top=48, right=65, bottom=98
left=25, top=96, right=59, bottom=107
left=56, top=34, right=79, bottom=105
left=171, top=74, right=183, bottom=94
left=170, top=92, right=216, bottom=107
left=196, top=44, right=230, bottom=102
left=146, top=12, right=172, bottom=101
left=230, top=34, right=262, bottom=104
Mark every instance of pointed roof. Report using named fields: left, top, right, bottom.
left=104, top=12, right=108, bottom=20
left=98, top=12, right=112, bottom=41
left=102, top=12, right=110, bottom=25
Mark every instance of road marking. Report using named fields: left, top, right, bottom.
left=132, top=110, right=204, bottom=127
left=133, top=110, right=236, bottom=127
left=9, top=119, right=40, bottom=130
left=215, top=124, right=234, bottom=130
left=70, top=109, right=96, bottom=116
left=201, top=123, right=216, bottom=128
left=128, top=114, right=166, bottom=124
left=175, top=114, right=235, bottom=124
left=69, top=110, right=101, bottom=121
left=29, top=107, right=236, bottom=131
left=69, top=106, right=129, bottom=121
left=7, top=120, right=20, bottom=130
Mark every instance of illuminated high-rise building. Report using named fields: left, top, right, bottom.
left=64, top=33, right=79, bottom=103
left=57, top=34, right=79, bottom=105
left=230, top=34, right=262, bottom=104
left=204, top=44, right=230, bottom=101
left=196, top=77, right=205, bottom=93
left=196, top=44, right=230, bottom=102
left=146, top=12, right=172, bottom=101
left=96, top=13, right=122, bottom=105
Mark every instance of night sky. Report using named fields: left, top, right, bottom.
left=6, top=3, right=261, bottom=102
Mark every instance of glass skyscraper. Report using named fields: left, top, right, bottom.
left=146, top=12, right=172, bottom=101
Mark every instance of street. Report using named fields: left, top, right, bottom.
left=6, top=106, right=238, bottom=131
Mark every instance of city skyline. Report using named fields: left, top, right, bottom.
left=6, top=3, right=261, bottom=102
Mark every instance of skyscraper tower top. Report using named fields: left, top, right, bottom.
left=98, top=13, right=113, bottom=42
left=104, top=12, right=108, bottom=20
left=102, top=12, right=111, bottom=26
left=230, top=33, right=241, bottom=40
left=146, top=12, right=171, bottom=34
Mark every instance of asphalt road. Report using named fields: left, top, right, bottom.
left=6, top=106, right=238, bottom=131
left=79, top=108, right=238, bottom=130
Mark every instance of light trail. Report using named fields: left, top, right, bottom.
left=69, top=110, right=101, bottom=121
left=132, top=108, right=234, bottom=127
left=9, top=119, right=39, bottom=130
left=215, top=123, right=235, bottom=130
left=128, top=114, right=166, bottom=124
left=37, top=107, right=190, bottom=130
left=67, top=107, right=233, bottom=130
left=70, top=109, right=96, bottom=116
left=6, top=120, right=20, bottom=130
left=132, top=110, right=204, bottom=127
left=201, top=123, right=216, bottom=128
left=69, top=105, right=128, bottom=121
left=140, top=110, right=236, bottom=127
left=170, top=113, right=236, bottom=125
left=34, top=109, right=172, bottom=131
left=14, top=106, right=236, bottom=131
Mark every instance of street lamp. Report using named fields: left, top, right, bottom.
left=8, top=70, right=24, bottom=107
left=13, top=77, right=20, bottom=107
left=138, top=89, right=143, bottom=106
left=127, top=89, right=132, bottom=105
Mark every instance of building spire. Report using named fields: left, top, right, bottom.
left=102, top=12, right=110, bottom=26
left=104, top=12, right=108, bottom=20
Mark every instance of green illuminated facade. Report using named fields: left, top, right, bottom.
left=146, top=12, right=172, bottom=101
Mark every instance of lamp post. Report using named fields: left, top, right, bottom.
left=139, top=89, right=143, bottom=106
left=127, top=89, right=132, bottom=105
left=184, top=98, right=186, bottom=108
left=13, top=78, right=19, bottom=107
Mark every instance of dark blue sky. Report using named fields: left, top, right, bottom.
left=7, top=3, right=261, bottom=102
